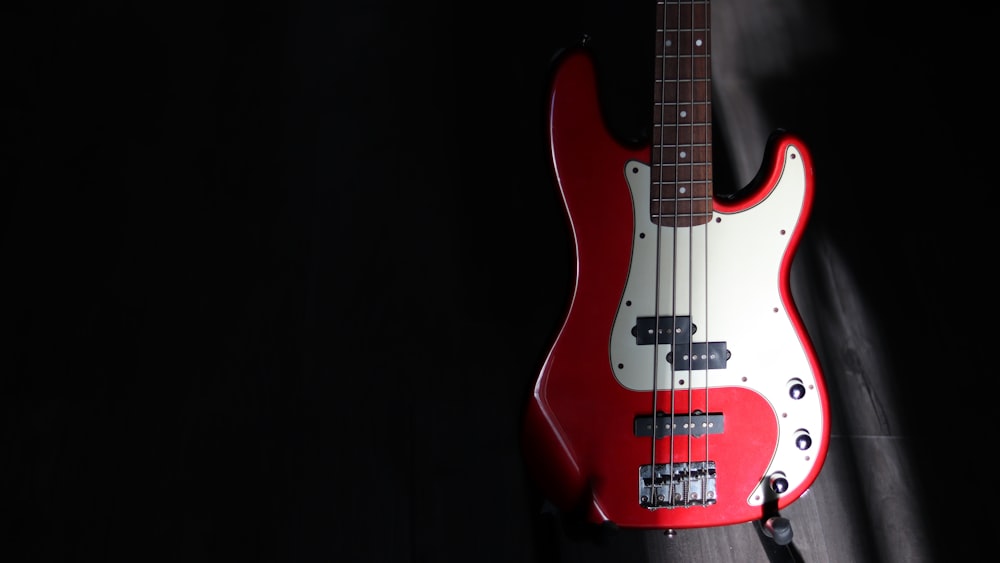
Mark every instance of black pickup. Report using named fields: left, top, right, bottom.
left=634, top=316, right=692, bottom=345
left=634, top=412, right=724, bottom=438
left=668, top=342, right=729, bottom=370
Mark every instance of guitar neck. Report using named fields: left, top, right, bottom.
left=652, top=0, right=713, bottom=228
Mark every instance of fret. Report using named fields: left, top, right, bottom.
left=655, top=55, right=711, bottom=61
left=657, top=27, right=710, bottom=32
left=653, top=166, right=712, bottom=182
left=653, top=82, right=711, bottom=93
left=655, top=61, right=710, bottom=80
left=652, top=199, right=714, bottom=209
left=656, top=142, right=711, bottom=148
left=652, top=140, right=714, bottom=150
left=652, top=82, right=711, bottom=88
left=653, top=101, right=712, bottom=108
left=652, top=77, right=712, bottom=82
left=653, top=84, right=712, bottom=103
left=652, top=119, right=712, bottom=123
left=651, top=125, right=713, bottom=135
left=652, top=179, right=712, bottom=189
left=652, top=184, right=713, bottom=197
left=653, top=149, right=713, bottom=161
left=653, top=103, right=711, bottom=124
left=656, top=48, right=711, bottom=57
left=652, top=122, right=712, bottom=127
left=652, top=199, right=713, bottom=212
left=651, top=146, right=712, bottom=164
left=651, top=133, right=713, bottom=142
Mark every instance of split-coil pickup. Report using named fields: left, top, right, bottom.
left=634, top=315, right=693, bottom=345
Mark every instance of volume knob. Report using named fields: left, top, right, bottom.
left=787, top=378, right=806, bottom=400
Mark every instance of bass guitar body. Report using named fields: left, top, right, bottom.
left=522, top=23, right=830, bottom=531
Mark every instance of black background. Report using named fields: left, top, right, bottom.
left=2, top=1, right=994, bottom=561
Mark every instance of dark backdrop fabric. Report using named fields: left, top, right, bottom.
left=1, top=1, right=993, bottom=562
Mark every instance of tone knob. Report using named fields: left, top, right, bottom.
left=794, top=429, right=812, bottom=450
left=769, top=472, right=789, bottom=494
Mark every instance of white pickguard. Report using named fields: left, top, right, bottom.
left=609, top=145, right=825, bottom=506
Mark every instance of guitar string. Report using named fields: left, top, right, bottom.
left=684, top=0, right=700, bottom=508
left=648, top=0, right=667, bottom=509
left=699, top=0, right=712, bottom=507
left=671, top=0, right=697, bottom=509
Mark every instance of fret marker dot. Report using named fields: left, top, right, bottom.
left=680, top=151, right=687, bottom=159
left=696, top=39, right=703, bottom=47
left=665, top=39, right=672, bottom=47
left=679, top=186, right=687, bottom=194
left=680, top=110, right=687, bottom=118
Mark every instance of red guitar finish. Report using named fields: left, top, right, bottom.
left=522, top=1, right=829, bottom=531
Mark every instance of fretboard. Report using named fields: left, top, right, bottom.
left=651, top=0, right=712, bottom=228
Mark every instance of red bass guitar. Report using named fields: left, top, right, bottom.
left=522, top=0, right=830, bottom=531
